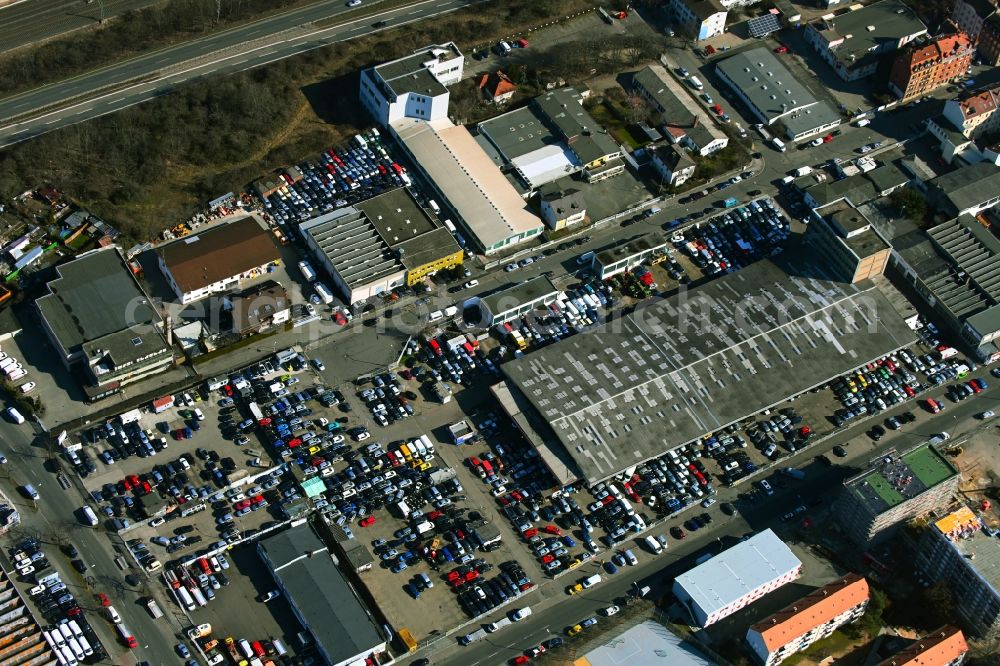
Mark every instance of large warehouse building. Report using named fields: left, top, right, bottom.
left=716, top=47, right=841, bottom=141
left=37, top=247, right=173, bottom=400
left=673, top=529, right=802, bottom=627
left=498, top=255, right=916, bottom=484
left=299, top=188, right=463, bottom=303
left=258, top=524, right=386, bottom=666
left=392, top=117, right=545, bottom=255
left=157, top=215, right=280, bottom=304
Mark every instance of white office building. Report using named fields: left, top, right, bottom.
left=359, top=43, right=464, bottom=126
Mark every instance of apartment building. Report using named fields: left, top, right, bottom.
left=952, top=0, right=1000, bottom=64
left=877, top=626, right=968, bottom=665
left=889, top=33, right=974, bottom=102
left=834, top=441, right=960, bottom=545
left=916, top=507, right=1000, bottom=638
left=804, top=0, right=927, bottom=81
left=746, top=574, right=870, bottom=665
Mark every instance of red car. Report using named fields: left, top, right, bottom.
left=516, top=38, right=529, bottom=48
left=97, top=593, right=110, bottom=607
left=798, top=426, right=811, bottom=438
left=223, top=384, right=233, bottom=396
left=969, top=380, right=983, bottom=393
left=670, top=526, right=686, bottom=540
left=447, top=570, right=461, bottom=582
left=359, top=516, right=376, bottom=527
left=399, top=369, right=413, bottom=380
left=512, top=656, right=531, bottom=665
left=522, top=528, right=538, bottom=539
left=822, top=134, right=834, bottom=143
left=925, top=398, right=942, bottom=413
left=542, top=525, right=562, bottom=535
left=710, top=104, right=724, bottom=115
left=774, top=45, right=789, bottom=53
left=428, top=510, right=443, bottom=521
left=287, top=438, right=303, bottom=448
left=235, top=499, right=251, bottom=511
left=259, top=417, right=271, bottom=427
left=464, top=570, right=479, bottom=582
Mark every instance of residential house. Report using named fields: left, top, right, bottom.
left=650, top=143, right=697, bottom=187
left=479, top=70, right=517, bottom=104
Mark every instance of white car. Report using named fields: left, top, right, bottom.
left=106, top=606, right=122, bottom=624
left=18, top=382, right=36, bottom=394
left=671, top=233, right=686, bottom=243
left=519, top=257, right=534, bottom=266
left=730, top=175, right=742, bottom=184
left=504, top=264, right=518, bottom=272
left=978, top=410, right=995, bottom=419
left=601, top=605, right=620, bottom=616
left=809, top=137, right=823, bottom=147
left=463, top=280, right=480, bottom=289
left=346, top=0, right=361, bottom=5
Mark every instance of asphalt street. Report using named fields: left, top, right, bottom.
left=0, top=0, right=477, bottom=148
left=0, top=418, right=183, bottom=664
left=0, top=0, right=164, bottom=54
left=421, top=380, right=998, bottom=666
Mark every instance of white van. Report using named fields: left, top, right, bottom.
left=582, top=574, right=602, bottom=589
left=644, top=535, right=664, bottom=555
left=772, top=138, right=787, bottom=152
left=854, top=118, right=871, bottom=127
left=511, top=607, right=532, bottom=621
left=6, top=407, right=25, bottom=424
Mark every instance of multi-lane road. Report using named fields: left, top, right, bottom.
left=0, top=0, right=164, bottom=53
left=0, top=0, right=479, bottom=148
left=422, top=381, right=997, bottom=666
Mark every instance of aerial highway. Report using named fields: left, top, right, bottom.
left=0, top=0, right=164, bottom=54
left=0, top=0, right=476, bottom=149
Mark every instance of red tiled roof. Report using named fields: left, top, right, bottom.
left=751, top=574, right=870, bottom=652
left=479, top=70, right=517, bottom=100
left=877, top=626, right=969, bottom=666
left=961, top=88, right=999, bottom=119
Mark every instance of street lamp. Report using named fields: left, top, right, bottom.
left=86, top=0, right=105, bottom=24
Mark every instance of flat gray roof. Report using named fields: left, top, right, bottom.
left=927, top=214, right=1000, bottom=333
left=596, top=235, right=669, bottom=267
left=579, top=620, right=716, bottom=666
left=37, top=247, right=167, bottom=358
left=300, top=209, right=404, bottom=288
left=374, top=43, right=462, bottom=97
left=717, top=47, right=818, bottom=121
left=674, top=529, right=801, bottom=619
left=478, top=106, right=561, bottom=162
left=502, top=254, right=916, bottom=482
left=930, top=163, right=1000, bottom=214
left=482, top=275, right=559, bottom=315
left=259, top=526, right=383, bottom=665
left=717, top=47, right=840, bottom=134
left=810, top=0, right=927, bottom=71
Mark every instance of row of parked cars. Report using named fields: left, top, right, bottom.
left=260, top=129, right=410, bottom=227
left=359, top=371, right=417, bottom=427
left=672, top=198, right=790, bottom=278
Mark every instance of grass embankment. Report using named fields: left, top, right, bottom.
left=0, top=0, right=601, bottom=242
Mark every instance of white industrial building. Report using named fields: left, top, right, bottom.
left=359, top=43, right=464, bottom=127
left=673, top=529, right=802, bottom=627
left=391, top=117, right=545, bottom=255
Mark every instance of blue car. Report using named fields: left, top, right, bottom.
left=603, top=561, right=618, bottom=574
